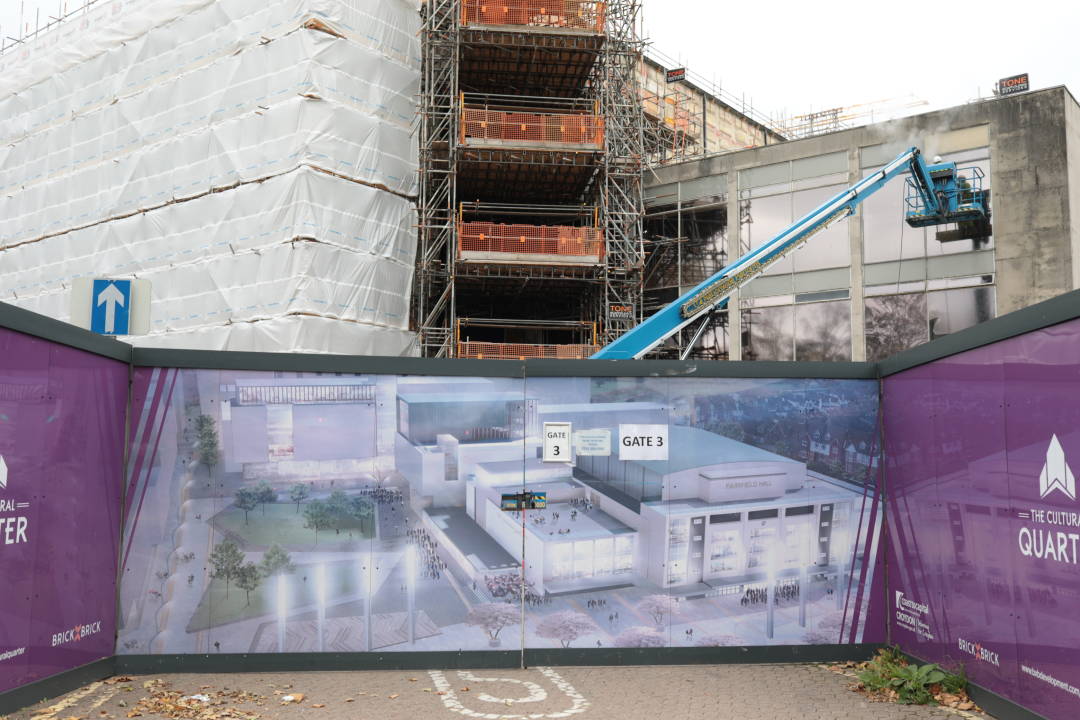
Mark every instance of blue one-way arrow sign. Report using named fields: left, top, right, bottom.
left=91, top=279, right=131, bottom=335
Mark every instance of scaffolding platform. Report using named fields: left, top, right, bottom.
left=458, top=220, right=603, bottom=265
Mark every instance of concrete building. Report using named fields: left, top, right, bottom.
left=643, top=86, right=1080, bottom=361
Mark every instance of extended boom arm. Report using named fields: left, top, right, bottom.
left=592, top=146, right=944, bottom=360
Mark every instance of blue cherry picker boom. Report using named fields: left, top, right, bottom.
left=591, top=146, right=992, bottom=359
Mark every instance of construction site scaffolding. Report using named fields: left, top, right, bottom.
left=416, top=0, right=645, bottom=358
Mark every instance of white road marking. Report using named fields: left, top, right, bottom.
left=428, top=667, right=590, bottom=719
left=31, top=682, right=104, bottom=719
left=89, top=687, right=119, bottom=709
left=456, top=670, right=547, bottom=703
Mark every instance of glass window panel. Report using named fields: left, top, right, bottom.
left=593, top=538, right=613, bottom=577
left=861, top=165, right=926, bottom=263
left=574, top=540, right=593, bottom=578
left=687, top=316, right=729, bottom=361
left=863, top=293, right=929, bottom=362
left=927, top=286, right=996, bottom=340
left=738, top=161, right=790, bottom=190
left=743, top=193, right=793, bottom=275
left=940, top=146, right=990, bottom=163
left=794, top=300, right=851, bottom=361
left=792, top=171, right=849, bottom=190
left=749, top=183, right=792, bottom=198
left=742, top=305, right=794, bottom=361
left=795, top=289, right=849, bottom=303
left=792, top=184, right=850, bottom=272
left=741, top=294, right=794, bottom=308
left=791, top=151, right=847, bottom=180
left=865, top=280, right=927, bottom=296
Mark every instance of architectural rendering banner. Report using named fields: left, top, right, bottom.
left=884, top=317, right=1080, bottom=720
left=118, top=369, right=886, bottom=655
left=0, top=327, right=127, bottom=694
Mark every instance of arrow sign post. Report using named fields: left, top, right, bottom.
left=90, top=279, right=132, bottom=335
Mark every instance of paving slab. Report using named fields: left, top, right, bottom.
left=3, top=664, right=998, bottom=720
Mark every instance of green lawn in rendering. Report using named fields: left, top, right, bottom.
left=211, top=501, right=374, bottom=549
left=186, top=558, right=379, bottom=632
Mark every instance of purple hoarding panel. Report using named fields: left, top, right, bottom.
left=0, top=327, right=127, bottom=695
left=119, top=370, right=885, bottom=655
left=885, top=318, right=1080, bottom=720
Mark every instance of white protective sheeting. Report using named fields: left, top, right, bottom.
left=0, top=0, right=420, bottom=356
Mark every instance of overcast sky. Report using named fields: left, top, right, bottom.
left=2, top=0, right=1078, bottom=124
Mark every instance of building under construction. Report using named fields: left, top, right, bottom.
left=413, top=0, right=795, bottom=359
left=416, top=0, right=646, bottom=359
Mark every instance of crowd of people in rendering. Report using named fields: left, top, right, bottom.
left=740, top=582, right=801, bottom=606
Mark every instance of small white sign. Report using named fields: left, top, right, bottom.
left=574, top=429, right=611, bottom=456
left=543, top=422, right=572, bottom=463
left=618, top=424, right=669, bottom=461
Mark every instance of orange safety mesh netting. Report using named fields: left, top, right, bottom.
left=458, top=342, right=599, bottom=360
left=459, top=221, right=604, bottom=258
left=462, top=108, right=604, bottom=146
left=460, top=0, right=606, bottom=32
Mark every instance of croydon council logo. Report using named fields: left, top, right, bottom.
left=0, top=453, right=32, bottom=547
left=894, top=591, right=934, bottom=640
left=1017, top=435, right=1080, bottom=565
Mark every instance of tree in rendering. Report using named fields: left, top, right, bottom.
left=695, top=634, right=742, bottom=647
left=234, top=487, right=259, bottom=525
left=209, top=539, right=244, bottom=599
left=235, top=562, right=262, bottom=607
left=802, top=630, right=833, bottom=645
left=303, top=500, right=333, bottom=544
left=465, top=603, right=520, bottom=647
left=259, top=543, right=295, bottom=577
left=255, top=481, right=277, bottom=515
left=614, top=626, right=666, bottom=648
left=327, top=490, right=351, bottom=534
left=814, top=611, right=845, bottom=642
left=194, top=414, right=221, bottom=480
left=349, top=496, right=375, bottom=536
left=637, top=594, right=679, bottom=626
left=289, top=483, right=311, bottom=513
left=535, top=611, right=596, bottom=648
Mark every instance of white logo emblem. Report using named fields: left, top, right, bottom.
left=1039, top=435, right=1076, bottom=501
left=0, top=454, right=7, bottom=490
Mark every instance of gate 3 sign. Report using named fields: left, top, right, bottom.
left=618, top=424, right=668, bottom=461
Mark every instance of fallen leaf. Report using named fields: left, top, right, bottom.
left=460, top=687, right=470, bottom=692
left=388, top=694, right=399, bottom=700
left=311, top=704, right=325, bottom=708
left=408, top=678, right=417, bottom=682
left=344, top=698, right=354, bottom=703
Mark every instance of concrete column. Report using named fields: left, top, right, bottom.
left=726, top=172, right=743, bottom=360
left=847, top=148, right=867, bottom=361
